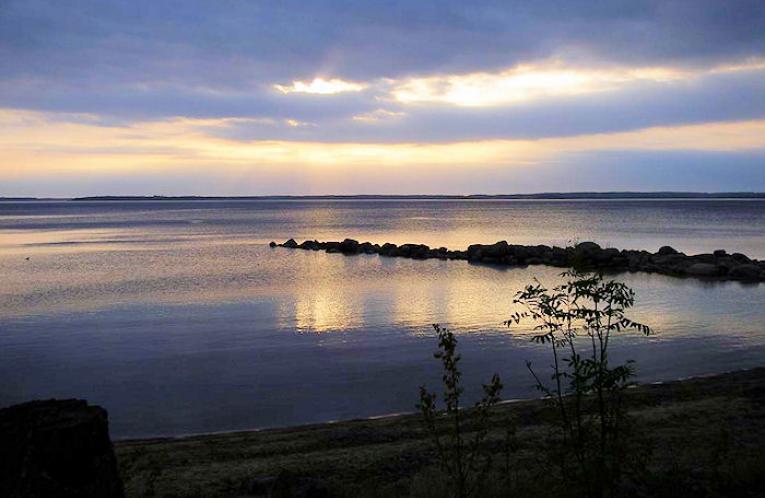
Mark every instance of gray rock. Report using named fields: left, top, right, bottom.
left=466, top=244, right=484, bottom=260
left=728, top=264, right=762, bottom=280
left=338, top=238, right=359, bottom=254
left=595, top=247, right=620, bottom=263
left=358, top=242, right=376, bottom=254
left=480, top=256, right=501, bottom=264
left=324, top=241, right=341, bottom=252
left=653, top=254, right=687, bottom=266
left=691, top=253, right=716, bottom=264
left=0, top=399, right=124, bottom=498
left=379, top=243, right=397, bottom=256
left=482, top=241, right=509, bottom=258
left=507, top=244, right=531, bottom=261
left=574, top=242, right=602, bottom=259
left=657, top=245, right=678, bottom=256
left=686, top=263, right=720, bottom=277
left=299, top=240, right=320, bottom=250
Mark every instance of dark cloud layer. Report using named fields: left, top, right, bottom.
left=3, top=0, right=764, bottom=83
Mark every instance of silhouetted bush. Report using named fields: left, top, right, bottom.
left=507, top=270, right=652, bottom=498
left=417, top=324, right=503, bottom=498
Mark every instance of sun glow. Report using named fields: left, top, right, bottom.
left=274, top=77, right=367, bottom=95
left=388, top=59, right=765, bottom=107
left=2, top=109, right=764, bottom=192
left=390, top=64, right=688, bottom=106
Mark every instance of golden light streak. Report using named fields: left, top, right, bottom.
left=388, top=59, right=765, bottom=107
left=1, top=109, right=764, bottom=183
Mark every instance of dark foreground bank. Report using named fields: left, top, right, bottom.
left=273, top=238, right=765, bottom=282
left=116, top=368, right=765, bottom=498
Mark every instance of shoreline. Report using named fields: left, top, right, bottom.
left=111, top=366, right=759, bottom=444
left=116, top=367, right=765, bottom=497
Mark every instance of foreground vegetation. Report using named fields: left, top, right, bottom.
left=117, top=367, right=765, bottom=497
left=118, top=272, right=762, bottom=497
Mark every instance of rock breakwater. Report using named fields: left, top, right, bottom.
left=271, top=238, right=765, bottom=282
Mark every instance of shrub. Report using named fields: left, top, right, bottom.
left=506, top=270, right=652, bottom=498
left=417, top=324, right=503, bottom=498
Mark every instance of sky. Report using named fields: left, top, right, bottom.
left=1, top=0, right=765, bottom=196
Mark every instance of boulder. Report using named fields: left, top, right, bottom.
left=713, top=249, right=727, bottom=257
left=551, top=246, right=568, bottom=264
left=507, top=244, right=531, bottom=261
left=282, top=238, right=298, bottom=249
left=731, top=253, right=752, bottom=263
left=379, top=243, right=397, bottom=256
left=691, top=253, right=716, bottom=264
left=480, top=256, right=502, bottom=264
left=299, top=240, right=320, bottom=250
left=686, top=263, right=720, bottom=277
left=398, top=244, right=430, bottom=259
left=595, top=247, right=620, bottom=264
left=397, top=244, right=415, bottom=257
left=531, top=245, right=553, bottom=260
left=728, top=264, right=762, bottom=280
left=268, top=241, right=277, bottom=248
left=358, top=242, right=376, bottom=254
left=482, top=241, right=509, bottom=258
left=323, top=241, right=341, bottom=253
left=466, top=244, right=484, bottom=261
left=657, top=245, right=679, bottom=256
left=0, top=399, right=124, bottom=498
left=653, top=254, right=687, bottom=266
left=411, top=244, right=430, bottom=259
left=338, top=239, right=360, bottom=254
left=574, top=242, right=602, bottom=259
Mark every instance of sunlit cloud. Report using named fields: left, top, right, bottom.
left=389, top=60, right=765, bottom=107
left=2, top=109, right=764, bottom=178
left=285, top=119, right=313, bottom=127
left=352, top=108, right=406, bottom=122
left=274, top=77, right=367, bottom=95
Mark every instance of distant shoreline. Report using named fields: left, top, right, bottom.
left=3, top=192, right=765, bottom=201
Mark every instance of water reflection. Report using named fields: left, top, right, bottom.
left=1, top=200, right=764, bottom=437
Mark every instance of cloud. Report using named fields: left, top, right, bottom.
left=2, top=108, right=763, bottom=175
left=3, top=1, right=765, bottom=84
left=352, top=109, right=406, bottom=122
left=1, top=0, right=765, bottom=195
left=388, top=60, right=764, bottom=107
left=274, top=78, right=367, bottom=95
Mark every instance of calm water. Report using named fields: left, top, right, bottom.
left=1, top=199, right=764, bottom=438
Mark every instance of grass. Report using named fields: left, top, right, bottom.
left=116, top=368, right=765, bottom=497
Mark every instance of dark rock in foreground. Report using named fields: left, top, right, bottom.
left=275, top=238, right=765, bottom=282
left=0, top=399, right=124, bottom=498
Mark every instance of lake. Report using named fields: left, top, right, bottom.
left=1, top=199, right=764, bottom=438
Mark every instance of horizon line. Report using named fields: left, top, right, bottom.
left=3, top=191, right=765, bottom=201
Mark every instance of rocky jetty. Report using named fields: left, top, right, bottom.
left=271, top=238, right=765, bottom=282
left=0, top=399, right=124, bottom=498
